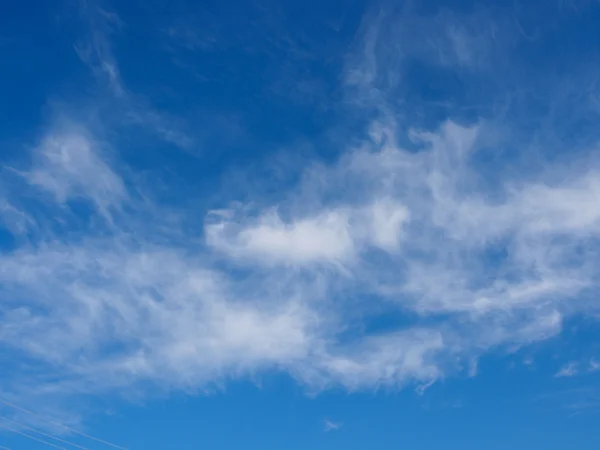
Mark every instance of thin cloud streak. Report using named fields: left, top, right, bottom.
left=323, top=419, right=342, bottom=432
left=74, top=2, right=193, bottom=150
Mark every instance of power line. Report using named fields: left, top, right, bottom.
left=0, top=422, right=66, bottom=450
left=0, top=397, right=127, bottom=450
left=0, top=416, right=92, bottom=450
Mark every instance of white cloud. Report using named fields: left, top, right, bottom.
left=362, top=198, right=409, bottom=251
left=25, top=126, right=125, bottom=218
left=206, top=198, right=409, bottom=267
left=0, top=241, right=317, bottom=391
left=206, top=208, right=355, bottom=266
left=323, top=419, right=342, bottom=432
left=74, top=3, right=125, bottom=97
left=306, top=329, right=445, bottom=391
left=0, top=200, right=35, bottom=235
left=555, top=362, right=579, bottom=378
left=3, top=113, right=599, bottom=401
left=554, top=359, right=600, bottom=378
left=2, top=2, right=600, bottom=416
left=343, top=5, right=515, bottom=110
left=74, top=4, right=193, bottom=150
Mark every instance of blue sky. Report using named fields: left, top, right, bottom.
left=2, top=0, right=600, bottom=448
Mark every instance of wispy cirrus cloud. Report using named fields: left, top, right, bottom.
left=555, top=359, right=600, bottom=378
left=2, top=110, right=597, bottom=401
left=555, top=363, right=580, bottom=378
left=74, top=2, right=193, bottom=150
left=1, top=0, right=600, bottom=420
left=74, top=3, right=125, bottom=97
left=323, top=419, right=342, bottom=432
left=26, top=125, right=125, bottom=216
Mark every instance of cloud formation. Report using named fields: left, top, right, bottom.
left=1, top=1, right=600, bottom=411
left=323, top=419, right=342, bottom=432
left=26, top=126, right=125, bottom=216
left=206, top=197, right=409, bottom=268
